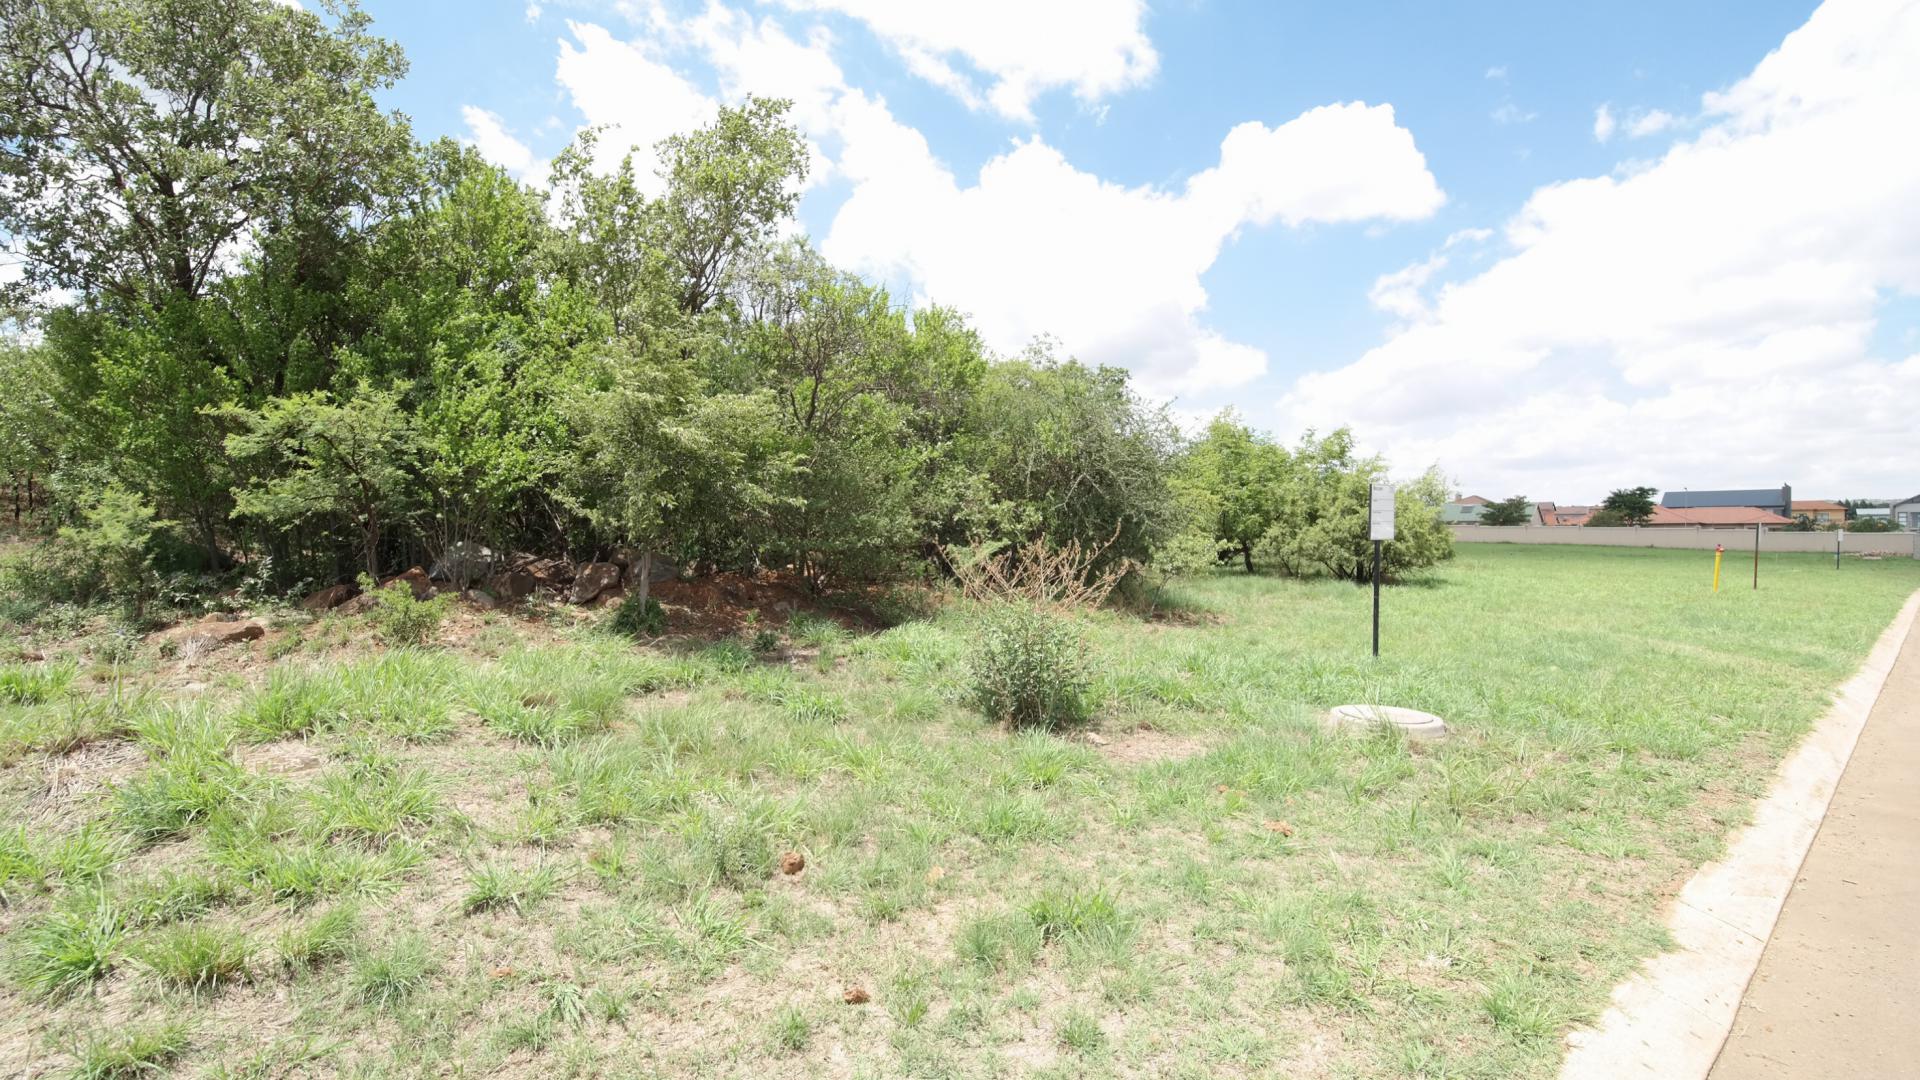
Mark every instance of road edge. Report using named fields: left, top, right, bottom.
left=1557, top=587, right=1920, bottom=1080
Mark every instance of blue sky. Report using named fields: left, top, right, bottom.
left=358, top=0, right=1918, bottom=502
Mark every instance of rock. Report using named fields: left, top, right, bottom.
left=460, top=589, right=500, bottom=611
left=588, top=586, right=626, bottom=609
left=171, top=617, right=266, bottom=650
left=779, top=851, right=805, bottom=875
left=428, top=542, right=499, bottom=584
left=524, top=558, right=573, bottom=590
left=379, top=567, right=434, bottom=600
left=485, top=570, right=536, bottom=604
left=569, top=562, right=622, bottom=605
left=301, top=583, right=359, bottom=611
left=339, top=593, right=378, bottom=615
left=842, top=986, right=870, bottom=1005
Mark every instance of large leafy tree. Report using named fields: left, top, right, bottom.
left=1172, top=410, right=1292, bottom=571
left=1256, top=429, right=1453, bottom=582
left=0, top=0, right=413, bottom=310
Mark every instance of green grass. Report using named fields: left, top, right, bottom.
left=65, top=1020, right=192, bottom=1080
left=1, top=544, right=1915, bottom=1077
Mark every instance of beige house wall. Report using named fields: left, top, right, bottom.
left=1452, top=524, right=1920, bottom=557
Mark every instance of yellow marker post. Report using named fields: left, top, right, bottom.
left=1713, top=543, right=1723, bottom=593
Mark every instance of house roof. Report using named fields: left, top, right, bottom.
left=1647, top=506, right=1794, bottom=526
left=1452, top=495, right=1489, bottom=505
left=1661, top=487, right=1789, bottom=509
left=1895, top=495, right=1920, bottom=508
left=1790, top=500, right=1847, bottom=513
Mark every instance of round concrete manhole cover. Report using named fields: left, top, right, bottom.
left=1325, top=704, right=1448, bottom=740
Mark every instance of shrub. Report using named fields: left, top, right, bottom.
left=608, top=592, right=666, bottom=638
left=966, top=604, right=1093, bottom=730
left=359, top=577, right=451, bottom=647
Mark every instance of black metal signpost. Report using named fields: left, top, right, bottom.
left=1369, top=482, right=1395, bottom=658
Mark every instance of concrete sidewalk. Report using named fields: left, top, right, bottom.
left=1710, top=623, right=1920, bottom=1079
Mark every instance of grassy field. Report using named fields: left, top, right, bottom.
left=2, top=543, right=1918, bottom=1078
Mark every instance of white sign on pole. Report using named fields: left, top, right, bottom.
left=1369, top=482, right=1396, bottom=541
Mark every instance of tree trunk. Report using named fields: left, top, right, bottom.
left=1241, top=544, right=1254, bottom=574
left=633, top=550, right=652, bottom=610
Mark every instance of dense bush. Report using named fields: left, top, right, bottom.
left=967, top=605, right=1093, bottom=731
left=360, top=579, right=452, bottom=647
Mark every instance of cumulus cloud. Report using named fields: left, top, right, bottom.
left=1592, top=103, right=1617, bottom=142
left=460, top=106, right=545, bottom=183
left=553, top=20, right=715, bottom=187
left=1281, top=0, right=1920, bottom=500
left=773, top=0, right=1156, bottom=121
left=823, top=101, right=1444, bottom=397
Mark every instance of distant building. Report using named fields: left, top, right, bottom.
left=1644, top=506, right=1794, bottom=528
left=1537, top=502, right=1592, bottom=526
left=1442, top=495, right=1490, bottom=524
left=1855, top=506, right=1893, bottom=522
left=1893, top=495, right=1920, bottom=530
left=1661, top=485, right=1792, bottom=517
left=1790, top=500, right=1848, bottom=525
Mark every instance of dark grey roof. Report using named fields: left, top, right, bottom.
left=1661, top=487, right=1789, bottom=509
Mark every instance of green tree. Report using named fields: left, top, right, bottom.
left=962, top=346, right=1180, bottom=568
left=654, top=96, right=808, bottom=317
left=1171, top=411, right=1293, bottom=572
left=222, top=388, right=419, bottom=580
left=0, top=0, right=412, bottom=309
left=1478, top=494, right=1533, bottom=527
left=1601, top=486, right=1658, bottom=525
left=1257, top=430, right=1452, bottom=582
left=559, top=341, right=798, bottom=611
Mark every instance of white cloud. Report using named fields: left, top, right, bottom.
left=773, top=0, right=1157, bottom=122
left=1485, top=65, right=1508, bottom=81
left=553, top=20, right=716, bottom=187
left=1626, top=108, right=1680, bottom=137
left=1279, top=0, right=1920, bottom=500
left=1491, top=102, right=1537, bottom=125
left=825, top=101, right=1444, bottom=397
left=525, top=3, right=542, bottom=22
left=460, top=106, right=545, bottom=183
left=1597, top=103, right=1685, bottom=143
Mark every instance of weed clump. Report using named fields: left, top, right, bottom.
left=608, top=592, right=666, bottom=638
left=359, top=577, right=451, bottom=646
left=967, top=604, right=1092, bottom=730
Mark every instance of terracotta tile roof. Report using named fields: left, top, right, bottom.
left=1454, top=495, right=1489, bottom=505
left=1646, top=506, right=1794, bottom=526
left=1790, top=500, right=1847, bottom=514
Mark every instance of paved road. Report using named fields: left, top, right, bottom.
left=1711, top=622, right=1920, bottom=1079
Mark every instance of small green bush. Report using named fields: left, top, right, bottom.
left=608, top=592, right=666, bottom=637
left=966, top=604, right=1093, bottom=730
left=359, top=577, right=451, bottom=647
